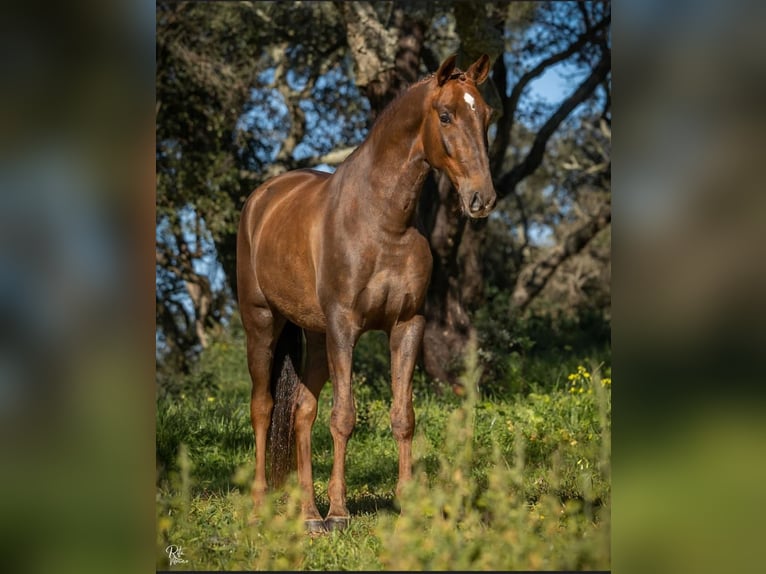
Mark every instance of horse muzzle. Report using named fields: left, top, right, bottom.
left=465, top=189, right=497, bottom=219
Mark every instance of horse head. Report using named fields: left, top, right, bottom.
left=422, top=54, right=497, bottom=218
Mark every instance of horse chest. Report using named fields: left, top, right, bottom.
left=354, top=241, right=432, bottom=328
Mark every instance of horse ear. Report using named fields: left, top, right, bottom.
left=466, top=54, right=491, bottom=85
left=436, top=54, right=458, bottom=86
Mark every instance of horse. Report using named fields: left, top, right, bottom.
left=236, top=53, right=497, bottom=533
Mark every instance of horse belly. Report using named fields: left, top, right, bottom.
left=269, top=286, right=326, bottom=332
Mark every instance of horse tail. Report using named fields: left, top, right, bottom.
left=268, top=320, right=303, bottom=490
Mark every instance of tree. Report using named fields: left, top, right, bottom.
left=155, top=1, right=611, bottom=388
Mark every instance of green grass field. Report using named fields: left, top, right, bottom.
left=156, top=328, right=611, bottom=571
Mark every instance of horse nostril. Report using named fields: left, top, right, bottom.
left=470, top=192, right=482, bottom=212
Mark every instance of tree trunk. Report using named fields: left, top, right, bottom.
left=415, top=171, right=489, bottom=390
left=511, top=202, right=611, bottom=310
left=340, top=2, right=426, bottom=119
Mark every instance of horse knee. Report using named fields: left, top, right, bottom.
left=330, top=405, right=356, bottom=439
left=390, top=405, right=414, bottom=441
left=251, top=392, right=273, bottom=423
left=294, top=390, right=318, bottom=428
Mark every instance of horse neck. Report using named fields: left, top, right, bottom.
left=336, top=81, right=432, bottom=233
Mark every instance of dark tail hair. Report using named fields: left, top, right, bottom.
left=268, top=321, right=303, bottom=489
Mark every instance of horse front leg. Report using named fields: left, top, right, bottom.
left=324, top=315, right=360, bottom=531
left=389, top=315, right=425, bottom=503
left=294, top=331, right=329, bottom=533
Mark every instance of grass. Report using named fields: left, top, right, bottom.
left=156, top=328, right=611, bottom=571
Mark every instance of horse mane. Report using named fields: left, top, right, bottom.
left=341, top=74, right=435, bottom=164
left=368, top=75, right=431, bottom=131
left=341, top=67, right=468, bottom=165
left=369, top=68, right=470, bottom=132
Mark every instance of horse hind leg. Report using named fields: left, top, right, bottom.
left=294, top=331, right=329, bottom=533
left=241, top=305, right=284, bottom=510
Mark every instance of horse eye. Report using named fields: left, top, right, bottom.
left=439, top=112, right=451, bottom=124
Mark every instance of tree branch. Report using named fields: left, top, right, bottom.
left=318, top=146, right=357, bottom=165
left=495, top=50, right=610, bottom=199
left=338, top=1, right=398, bottom=89
left=511, top=201, right=611, bottom=311
left=273, top=41, right=345, bottom=164
left=490, top=15, right=610, bottom=173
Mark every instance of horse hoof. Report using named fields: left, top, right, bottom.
left=305, top=519, right=328, bottom=534
left=324, top=516, right=350, bottom=532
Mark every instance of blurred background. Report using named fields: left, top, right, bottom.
left=615, top=1, right=766, bottom=573
left=1, top=1, right=154, bottom=573
left=0, top=0, right=764, bottom=572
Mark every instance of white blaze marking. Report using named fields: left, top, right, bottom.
left=463, top=92, right=476, bottom=111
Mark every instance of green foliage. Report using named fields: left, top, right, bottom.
left=157, top=331, right=610, bottom=570
left=157, top=319, right=253, bottom=491
left=474, top=284, right=611, bottom=398
left=378, top=348, right=609, bottom=571
left=352, top=330, right=393, bottom=396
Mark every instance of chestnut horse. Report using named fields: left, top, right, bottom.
left=237, top=54, right=496, bottom=533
